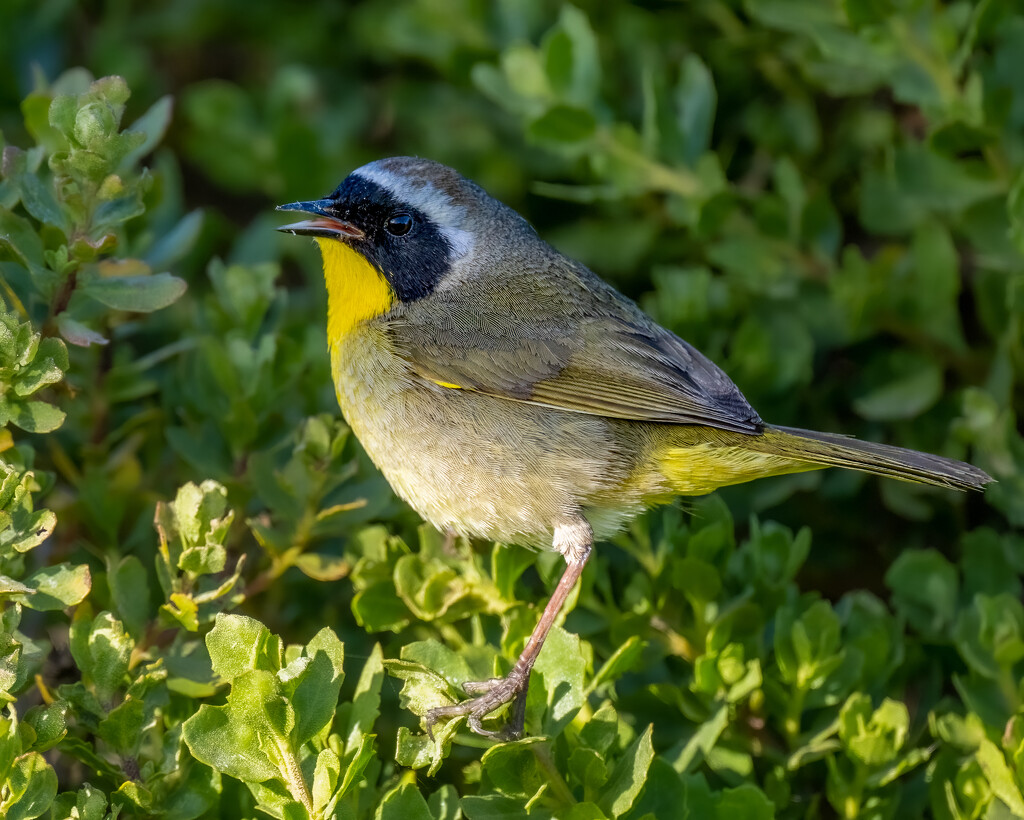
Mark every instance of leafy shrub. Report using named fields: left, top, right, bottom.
left=0, top=2, right=1022, bottom=818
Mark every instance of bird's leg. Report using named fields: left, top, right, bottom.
left=425, top=519, right=593, bottom=741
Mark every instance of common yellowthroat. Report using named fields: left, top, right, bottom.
left=277, top=157, right=991, bottom=740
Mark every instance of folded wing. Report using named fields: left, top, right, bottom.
left=385, top=272, right=763, bottom=434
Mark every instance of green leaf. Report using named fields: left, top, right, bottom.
left=244, top=781, right=302, bottom=820
left=184, top=617, right=350, bottom=807
left=542, top=5, right=600, bottom=106
left=428, top=785, right=461, bottom=820
left=528, top=105, right=597, bottom=145
left=531, top=625, right=587, bottom=736
left=977, top=737, right=1024, bottom=818
left=282, top=626, right=345, bottom=746
left=23, top=702, right=67, bottom=752
left=21, top=563, right=90, bottom=611
left=0, top=209, right=45, bottom=270
left=599, top=724, right=654, bottom=817
left=205, top=612, right=279, bottom=681
left=395, top=725, right=434, bottom=770
left=676, top=53, right=717, bottom=165
left=589, top=635, right=645, bottom=693
left=294, top=552, right=350, bottom=581
left=107, top=554, right=149, bottom=639
left=311, top=747, right=340, bottom=814
left=839, top=693, right=908, bottom=767
left=338, top=733, right=375, bottom=799
left=375, top=782, right=432, bottom=820
left=671, top=703, right=729, bottom=774
left=460, top=793, right=539, bottom=819
left=10, top=401, right=65, bottom=433
left=672, top=556, right=721, bottom=610
left=343, top=643, right=384, bottom=750
left=954, top=593, right=1024, bottom=680
left=182, top=701, right=279, bottom=784
left=860, top=144, right=1002, bottom=234
left=1009, top=169, right=1024, bottom=256
left=388, top=640, right=473, bottom=713
left=627, top=757, right=689, bottom=820
left=73, top=102, right=116, bottom=148
left=481, top=738, right=547, bottom=799
left=352, top=581, right=411, bottom=632
left=178, top=543, right=227, bottom=575
left=580, top=702, right=622, bottom=756
left=12, top=171, right=65, bottom=231
left=13, top=338, right=68, bottom=396
left=738, top=519, right=811, bottom=592
left=19, top=91, right=59, bottom=153
left=184, top=667, right=302, bottom=792
left=84, top=611, right=133, bottom=701
left=6, top=509, right=57, bottom=554
left=1, top=751, right=58, bottom=820
left=0, top=576, right=33, bottom=595
left=713, top=784, right=775, bottom=820
left=124, top=95, right=173, bottom=165
left=97, top=697, right=145, bottom=756
left=55, top=314, right=108, bottom=347
left=774, top=599, right=843, bottom=690
left=492, top=543, right=535, bottom=601
left=164, top=479, right=233, bottom=551
left=562, top=803, right=609, bottom=819
left=144, top=209, right=204, bottom=269
left=885, top=549, right=959, bottom=637
left=60, top=783, right=111, bottom=820
left=853, top=350, right=944, bottom=421
left=93, top=191, right=146, bottom=230
left=83, top=272, right=187, bottom=312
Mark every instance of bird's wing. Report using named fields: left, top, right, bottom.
left=384, top=273, right=763, bottom=434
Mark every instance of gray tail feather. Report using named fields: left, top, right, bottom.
left=757, top=425, right=993, bottom=491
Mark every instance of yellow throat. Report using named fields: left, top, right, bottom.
left=317, top=237, right=395, bottom=346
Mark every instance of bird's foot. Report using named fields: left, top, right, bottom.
left=425, top=666, right=530, bottom=741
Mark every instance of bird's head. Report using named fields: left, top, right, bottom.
left=277, top=157, right=530, bottom=304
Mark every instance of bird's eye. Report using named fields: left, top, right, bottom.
left=385, top=213, right=414, bottom=236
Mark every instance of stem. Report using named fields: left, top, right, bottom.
left=48, top=268, right=79, bottom=322
left=0, top=274, right=29, bottom=319
left=242, top=547, right=301, bottom=600
left=890, top=18, right=960, bottom=107
left=275, top=738, right=313, bottom=815
left=120, top=756, right=141, bottom=781
left=597, top=130, right=703, bottom=198
left=999, top=667, right=1021, bottom=712
left=844, top=766, right=867, bottom=820
left=784, top=685, right=806, bottom=747
left=243, top=497, right=318, bottom=601
left=532, top=741, right=576, bottom=808
left=650, top=615, right=698, bottom=662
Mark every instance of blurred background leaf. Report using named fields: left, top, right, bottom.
left=0, top=0, right=1021, bottom=817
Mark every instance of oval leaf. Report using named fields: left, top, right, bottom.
left=528, top=105, right=597, bottom=145
left=22, top=563, right=91, bottom=610
left=11, top=401, right=65, bottom=433
left=84, top=272, right=187, bottom=312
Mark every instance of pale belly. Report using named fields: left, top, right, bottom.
left=330, top=328, right=660, bottom=548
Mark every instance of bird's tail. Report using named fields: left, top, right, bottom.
left=747, top=425, right=992, bottom=491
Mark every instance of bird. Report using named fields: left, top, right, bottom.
left=276, top=157, right=992, bottom=741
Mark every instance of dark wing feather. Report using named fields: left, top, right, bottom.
left=385, top=265, right=762, bottom=434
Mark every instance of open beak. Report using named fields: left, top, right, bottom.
left=276, top=199, right=364, bottom=240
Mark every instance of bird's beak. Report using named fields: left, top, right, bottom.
left=275, top=199, right=365, bottom=240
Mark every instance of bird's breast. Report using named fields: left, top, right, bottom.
left=327, top=326, right=651, bottom=547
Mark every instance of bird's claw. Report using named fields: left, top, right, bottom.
left=425, top=669, right=529, bottom=742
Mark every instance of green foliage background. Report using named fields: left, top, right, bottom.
left=1, top=1, right=1022, bottom=818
